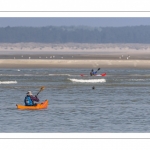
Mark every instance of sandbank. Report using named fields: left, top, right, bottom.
left=0, top=43, right=150, bottom=69
left=0, top=59, right=149, bottom=69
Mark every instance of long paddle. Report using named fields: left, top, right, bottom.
left=36, top=86, right=45, bottom=96
left=92, top=68, right=101, bottom=75
left=97, top=68, right=100, bottom=71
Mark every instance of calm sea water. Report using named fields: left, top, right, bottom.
left=0, top=68, right=150, bottom=133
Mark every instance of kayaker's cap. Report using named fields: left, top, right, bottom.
left=26, top=91, right=33, bottom=95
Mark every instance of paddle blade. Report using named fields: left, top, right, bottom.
left=36, top=86, right=45, bottom=96
left=40, top=86, right=45, bottom=91
left=80, top=74, right=84, bottom=77
left=97, top=68, right=100, bottom=71
left=101, top=73, right=106, bottom=76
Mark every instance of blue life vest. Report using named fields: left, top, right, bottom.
left=93, top=71, right=97, bottom=75
left=24, top=96, right=34, bottom=106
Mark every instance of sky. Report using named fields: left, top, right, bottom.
left=0, top=18, right=150, bottom=27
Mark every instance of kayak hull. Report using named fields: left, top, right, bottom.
left=16, top=100, right=48, bottom=110
left=80, top=73, right=106, bottom=77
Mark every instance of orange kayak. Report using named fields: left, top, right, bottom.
left=16, top=100, right=48, bottom=110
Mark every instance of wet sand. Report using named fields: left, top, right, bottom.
left=0, top=43, right=150, bottom=68
left=0, top=59, right=149, bottom=69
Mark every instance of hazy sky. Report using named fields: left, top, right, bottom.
left=0, top=17, right=150, bottom=27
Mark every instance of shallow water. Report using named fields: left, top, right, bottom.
left=0, top=68, right=150, bottom=132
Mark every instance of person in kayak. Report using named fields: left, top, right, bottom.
left=90, top=68, right=100, bottom=76
left=24, top=91, right=40, bottom=106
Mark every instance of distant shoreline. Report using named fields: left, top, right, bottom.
left=0, top=43, right=149, bottom=69
left=0, top=59, right=150, bottom=69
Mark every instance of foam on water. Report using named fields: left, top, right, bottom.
left=68, top=78, right=106, bottom=83
left=0, top=81, right=17, bottom=84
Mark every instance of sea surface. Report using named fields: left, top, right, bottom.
left=0, top=68, right=150, bottom=133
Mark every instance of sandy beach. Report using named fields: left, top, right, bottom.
left=0, top=43, right=150, bottom=69
left=0, top=59, right=149, bottom=69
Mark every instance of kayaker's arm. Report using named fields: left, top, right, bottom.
left=30, top=95, right=40, bottom=102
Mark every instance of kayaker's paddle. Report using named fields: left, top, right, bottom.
left=97, top=68, right=100, bottom=71
left=36, top=86, right=45, bottom=96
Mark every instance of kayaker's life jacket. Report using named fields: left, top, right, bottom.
left=93, top=71, right=97, bottom=75
left=90, top=71, right=97, bottom=75
left=24, top=95, right=34, bottom=106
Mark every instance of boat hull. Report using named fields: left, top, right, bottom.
left=16, top=100, right=48, bottom=110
